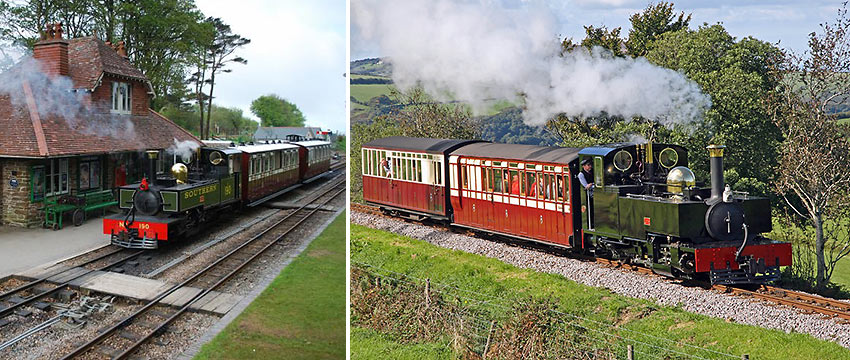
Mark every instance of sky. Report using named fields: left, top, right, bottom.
left=352, top=0, right=845, bottom=59
left=196, top=0, right=346, bottom=133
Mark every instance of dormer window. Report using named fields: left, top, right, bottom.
left=112, top=81, right=132, bottom=114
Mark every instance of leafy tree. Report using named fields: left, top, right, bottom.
left=769, top=3, right=850, bottom=288
left=0, top=0, right=209, bottom=111
left=208, top=105, right=257, bottom=138
left=580, top=25, right=624, bottom=56
left=250, top=94, right=306, bottom=127
left=626, top=2, right=690, bottom=57
left=645, top=24, right=783, bottom=192
left=195, top=17, right=249, bottom=140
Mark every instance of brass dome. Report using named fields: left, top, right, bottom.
left=666, top=166, right=695, bottom=194
left=171, top=163, right=189, bottom=184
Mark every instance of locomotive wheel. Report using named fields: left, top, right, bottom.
left=72, top=209, right=85, bottom=227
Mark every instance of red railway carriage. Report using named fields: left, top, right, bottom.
left=449, top=143, right=582, bottom=247
left=237, top=143, right=302, bottom=205
left=294, top=140, right=334, bottom=181
left=362, top=137, right=480, bottom=219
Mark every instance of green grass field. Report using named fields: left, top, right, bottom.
left=194, top=211, right=346, bottom=360
left=350, top=327, right=457, bottom=360
left=350, top=224, right=850, bottom=360
left=350, top=83, right=396, bottom=104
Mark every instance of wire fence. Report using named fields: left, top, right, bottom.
left=351, top=261, right=749, bottom=360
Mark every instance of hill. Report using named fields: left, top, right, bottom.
left=349, top=58, right=556, bottom=146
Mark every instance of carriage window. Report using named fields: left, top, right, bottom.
left=461, top=166, right=467, bottom=189
left=556, top=175, right=564, bottom=201
left=494, top=169, right=503, bottom=193
left=520, top=171, right=525, bottom=196
left=525, top=171, right=535, bottom=197
left=544, top=174, right=554, bottom=200
left=536, top=173, right=544, bottom=199
left=436, top=162, right=441, bottom=185
left=509, top=170, right=518, bottom=195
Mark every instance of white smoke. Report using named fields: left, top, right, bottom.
left=168, top=139, right=200, bottom=163
left=353, top=0, right=711, bottom=126
left=0, top=57, right=135, bottom=138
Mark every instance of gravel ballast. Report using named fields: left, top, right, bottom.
left=351, top=211, right=850, bottom=349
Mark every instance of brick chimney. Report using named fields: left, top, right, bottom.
left=32, top=23, right=69, bottom=77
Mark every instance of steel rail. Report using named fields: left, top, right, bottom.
left=114, top=183, right=345, bottom=359
left=0, top=246, right=125, bottom=302
left=0, top=250, right=144, bottom=319
left=59, top=178, right=344, bottom=359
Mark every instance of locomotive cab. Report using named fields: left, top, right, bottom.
left=577, top=142, right=789, bottom=285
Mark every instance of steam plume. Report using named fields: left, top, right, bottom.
left=168, top=139, right=201, bottom=163
left=0, top=57, right=135, bottom=138
left=353, top=0, right=711, bottom=126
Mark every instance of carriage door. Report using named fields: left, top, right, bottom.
left=557, top=169, right=570, bottom=244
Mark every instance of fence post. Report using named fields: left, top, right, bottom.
left=424, top=278, right=431, bottom=308
left=627, top=345, right=633, bottom=360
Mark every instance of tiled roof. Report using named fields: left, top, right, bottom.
left=0, top=89, right=198, bottom=157
left=0, top=38, right=198, bottom=158
left=68, top=37, right=151, bottom=92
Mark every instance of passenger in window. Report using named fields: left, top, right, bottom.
left=527, top=173, right=537, bottom=197
left=510, top=174, right=520, bottom=195
left=381, top=158, right=393, bottom=177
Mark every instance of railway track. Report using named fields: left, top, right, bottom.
left=0, top=248, right=145, bottom=323
left=60, top=177, right=345, bottom=359
left=353, top=202, right=850, bottom=325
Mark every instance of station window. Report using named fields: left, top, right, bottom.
left=45, top=158, right=69, bottom=196
left=111, top=81, right=132, bottom=114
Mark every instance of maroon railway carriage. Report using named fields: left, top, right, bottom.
left=237, top=143, right=302, bottom=205
left=448, top=143, right=582, bottom=248
left=361, top=137, right=480, bottom=219
left=294, top=140, right=334, bottom=181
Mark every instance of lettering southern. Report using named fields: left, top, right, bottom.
left=184, top=184, right=218, bottom=199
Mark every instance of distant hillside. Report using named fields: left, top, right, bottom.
left=350, top=58, right=392, bottom=77
left=349, top=58, right=557, bottom=146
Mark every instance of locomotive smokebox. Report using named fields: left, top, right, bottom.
left=146, top=150, right=159, bottom=183
left=706, top=144, right=725, bottom=205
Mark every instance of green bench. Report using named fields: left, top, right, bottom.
left=42, top=189, right=118, bottom=230
left=42, top=197, right=80, bottom=230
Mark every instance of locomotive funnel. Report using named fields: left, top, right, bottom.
left=706, top=144, right=725, bottom=205
left=146, top=150, right=159, bottom=184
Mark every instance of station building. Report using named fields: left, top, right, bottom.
left=0, top=24, right=199, bottom=227
left=253, top=126, right=331, bottom=142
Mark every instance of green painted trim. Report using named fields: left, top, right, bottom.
left=161, top=191, right=178, bottom=212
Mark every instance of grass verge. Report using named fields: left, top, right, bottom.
left=350, top=224, right=850, bottom=360
left=194, top=211, right=346, bottom=360
left=350, top=327, right=457, bottom=360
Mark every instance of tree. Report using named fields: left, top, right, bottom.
left=770, top=3, right=850, bottom=288
left=644, top=24, right=783, bottom=190
left=196, top=17, right=249, bottom=140
left=250, top=94, right=306, bottom=127
left=580, top=25, right=624, bottom=56
left=626, top=2, right=690, bottom=57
